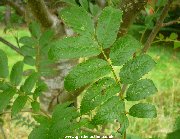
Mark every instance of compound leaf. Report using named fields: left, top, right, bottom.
left=120, top=54, right=156, bottom=84
left=110, top=35, right=142, bottom=66
left=0, top=49, right=9, bottom=78
left=126, top=79, right=157, bottom=101
left=64, top=58, right=111, bottom=92
left=96, top=7, right=123, bottom=48
left=129, top=103, right=157, bottom=118
left=10, top=61, right=24, bottom=86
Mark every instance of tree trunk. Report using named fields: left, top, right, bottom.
left=4, top=5, right=11, bottom=25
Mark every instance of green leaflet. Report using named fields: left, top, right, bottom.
left=29, top=102, right=81, bottom=139
left=126, top=79, right=157, bottom=101
left=0, top=87, right=16, bottom=112
left=79, top=0, right=89, bottom=11
left=20, top=46, right=36, bottom=57
left=29, top=22, right=41, bottom=39
left=10, top=61, right=24, bottom=86
left=28, top=125, right=50, bottom=139
left=21, top=72, right=39, bottom=93
left=60, top=6, right=94, bottom=36
left=19, top=36, right=37, bottom=47
left=11, top=95, right=28, bottom=116
left=24, top=56, right=35, bottom=66
left=110, top=35, right=142, bottom=66
left=96, top=7, right=123, bottom=48
left=48, top=36, right=100, bottom=60
left=39, top=29, right=54, bottom=47
left=0, top=49, right=9, bottom=78
left=120, top=54, right=156, bottom=84
left=91, top=96, right=125, bottom=125
left=64, top=58, right=111, bottom=92
left=117, top=115, right=129, bottom=134
left=31, top=101, right=40, bottom=112
left=129, top=103, right=157, bottom=118
left=80, top=77, right=120, bottom=114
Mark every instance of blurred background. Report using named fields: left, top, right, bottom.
left=0, top=0, right=180, bottom=139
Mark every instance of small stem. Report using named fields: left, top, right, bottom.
left=100, top=47, right=120, bottom=86
left=0, top=37, right=24, bottom=56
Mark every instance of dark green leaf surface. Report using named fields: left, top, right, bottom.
left=92, top=96, right=125, bottom=125
left=64, top=58, right=111, bottom=92
left=11, top=95, right=28, bottom=116
left=0, top=49, right=9, bottom=78
left=110, top=35, right=142, bottom=66
left=29, top=22, right=41, bottom=39
left=39, top=30, right=54, bottom=47
left=80, top=77, right=120, bottom=114
left=19, top=36, right=37, bottom=47
left=31, top=101, right=40, bottom=112
left=0, top=88, right=16, bottom=112
left=20, top=46, right=35, bottom=57
left=48, top=36, right=100, bottom=60
left=129, top=103, right=157, bottom=118
left=96, top=7, right=123, bottom=48
left=60, top=7, right=94, bottom=36
left=10, top=61, right=24, bottom=86
left=21, top=72, right=38, bottom=93
left=120, top=54, right=156, bottom=84
left=126, top=79, right=157, bottom=101
left=24, top=56, right=35, bottom=66
left=118, top=115, right=129, bottom=134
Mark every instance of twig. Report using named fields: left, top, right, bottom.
left=0, top=37, right=24, bottom=56
left=142, top=0, right=173, bottom=53
left=161, top=17, right=180, bottom=27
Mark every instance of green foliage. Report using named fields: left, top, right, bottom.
left=60, top=6, right=94, bottom=36
left=29, top=22, right=41, bottom=39
left=129, top=103, right=157, bottom=118
left=96, top=7, right=123, bottom=48
left=79, top=0, right=89, bottom=11
left=31, top=101, right=40, bottom=112
left=80, top=77, right=120, bottom=114
left=91, top=96, right=125, bottom=125
left=24, top=56, right=35, bottom=66
left=126, top=79, right=157, bottom=101
left=21, top=72, right=39, bottom=93
left=48, top=36, right=100, bottom=60
left=11, top=95, right=28, bottom=116
left=64, top=58, right=111, bottom=91
left=0, top=87, right=16, bottom=112
left=120, top=54, right=156, bottom=84
left=0, top=49, right=9, bottom=78
left=110, top=35, right=142, bottom=66
left=29, top=102, right=81, bottom=139
left=10, top=61, right=24, bottom=86
left=19, top=36, right=37, bottom=47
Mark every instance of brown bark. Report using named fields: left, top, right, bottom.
left=4, top=5, right=11, bottom=25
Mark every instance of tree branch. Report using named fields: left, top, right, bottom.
left=0, top=37, right=24, bottom=56
left=142, top=0, right=173, bottom=53
left=118, top=0, right=147, bottom=37
left=4, top=0, right=25, bottom=16
left=161, top=17, right=180, bottom=27
left=27, top=0, right=65, bottom=36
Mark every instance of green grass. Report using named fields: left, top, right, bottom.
left=0, top=27, right=180, bottom=138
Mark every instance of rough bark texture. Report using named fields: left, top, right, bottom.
left=118, top=0, right=147, bottom=36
